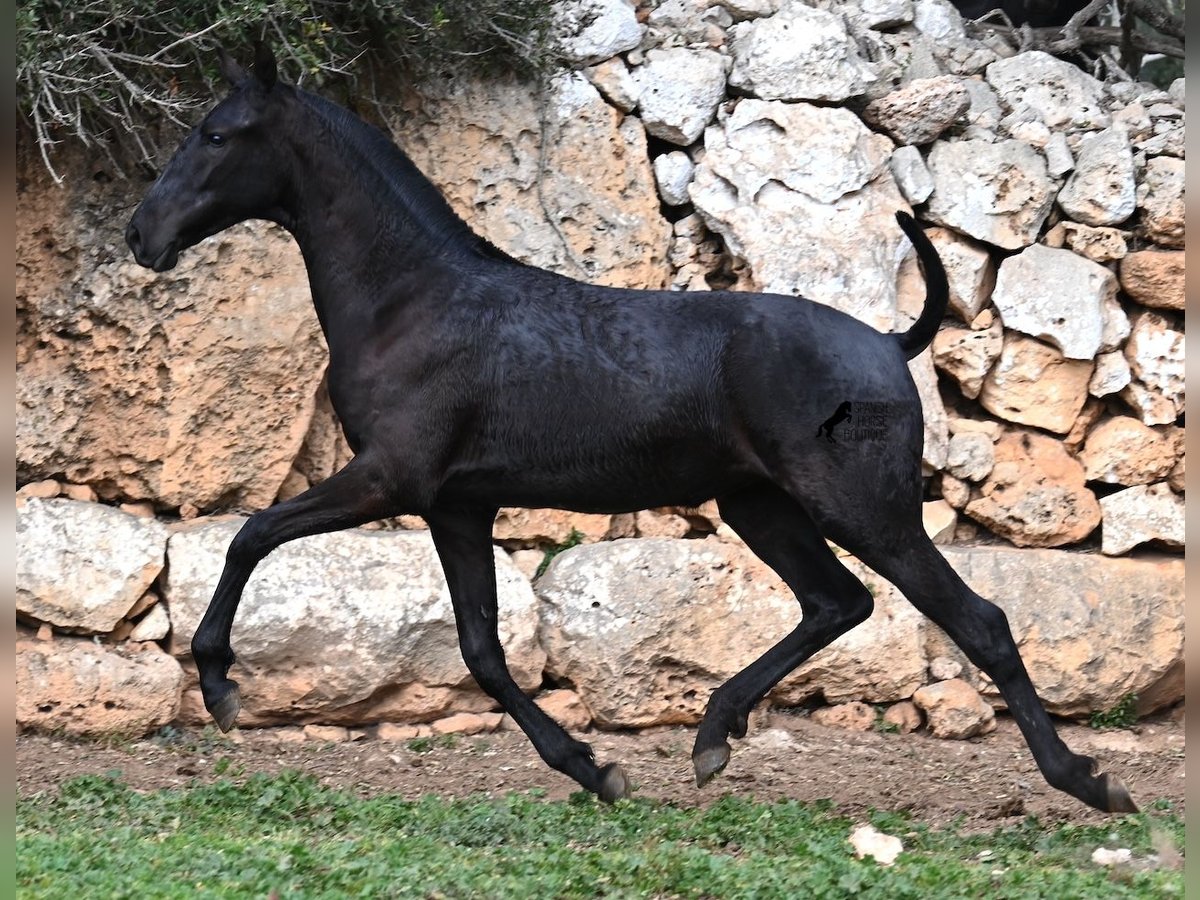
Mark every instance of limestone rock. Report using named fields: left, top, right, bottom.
left=16, top=499, right=169, bottom=634
left=394, top=73, right=670, bottom=290
left=555, top=0, right=643, bottom=66
left=583, top=58, right=640, bottom=112
left=925, top=140, right=1054, bottom=249
left=928, top=546, right=1184, bottom=715
left=811, top=701, right=876, bottom=732
left=1046, top=221, right=1127, bottom=263
left=912, top=678, right=995, bottom=739
left=304, top=724, right=351, bottom=742
left=1122, top=311, right=1184, bottom=426
left=537, top=538, right=926, bottom=727
left=16, top=636, right=184, bottom=736
left=986, top=51, right=1110, bottom=131
left=691, top=100, right=907, bottom=332
left=430, top=713, right=492, bottom=736
left=946, top=432, right=995, bottom=482
left=965, top=430, right=1100, bottom=548
left=1089, top=351, right=1132, bottom=398
left=129, top=602, right=171, bottom=642
left=889, top=145, right=934, bottom=204
left=535, top=688, right=593, bottom=731
left=991, top=244, right=1117, bottom=360
left=901, top=228, right=996, bottom=325
left=862, top=76, right=970, bottom=145
left=164, top=522, right=546, bottom=725
left=979, top=335, right=1093, bottom=434
left=909, top=351, right=951, bottom=473
left=492, top=508, right=614, bottom=545
left=1120, top=250, right=1184, bottom=311
left=1100, top=483, right=1185, bottom=556
left=727, top=4, right=877, bottom=101
left=1057, top=128, right=1137, bottom=226
left=653, top=151, right=696, bottom=206
left=923, top=499, right=958, bottom=544
left=931, top=315, right=1002, bottom=399
left=633, top=48, right=728, bottom=146
left=861, top=0, right=914, bottom=29
left=1081, top=417, right=1176, bottom=486
left=882, top=700, right=922, bottom=734
left=1136, top=156, right=1184, bottom=248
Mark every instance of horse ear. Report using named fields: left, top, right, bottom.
left=216, top=46, right=247, bottom=87
left=253, top=40, right=277, bottom=89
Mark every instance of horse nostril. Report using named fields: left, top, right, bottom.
left=125, top=222, right=142, bottom=256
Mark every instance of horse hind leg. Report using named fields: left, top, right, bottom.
left=693, top=482, right=875, bottom=786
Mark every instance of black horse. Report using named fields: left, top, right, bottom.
left=126, top=45, right=1135, bottom=814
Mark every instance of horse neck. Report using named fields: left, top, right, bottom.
left=278, top=92, right=479, bottom=353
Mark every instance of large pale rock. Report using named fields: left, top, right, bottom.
left=898, top=228, right=995, bottom=324
left=1136, top=156, right=1184, bottom=248
left=653, top=151, right=696, bottom=206
left=1122, top=311, right=1184, bottom=426
left=16, top=499, right=169, bottom=633
left=924, top=140, right=1054, bottom=249
left=979, top=335, right=1093, bottom=434
left=1057, top=128, right=1137, bottom=226
left=1119, top=250, right=1184, bottom=311
left=394, top=73, right=670, bottom=289
left=1081, top=417, right=1176, bottom=486
left=931, top=315, right=1002, bottom=399
left=1099, top=483, right=1185, bottom=556
left=537, top=538, right=926, bottom=727
left=16, top=636, right=184, bottom=736
left=912, top=679, right=995, bottom=739
left=16, top=156, right=326, bottom=509
left=908, top=351, right=950, bottom=472
left=862, top=76, right=970, bottom=145
left=727, top=4, right=877, bottom=101
left=691, top=100, right=907, bottom=332
left=633, top=48, right=728, bottom=146
left=928, top=546, right=1184, bottom=715
left=1046, top=221, right=1128, bottom=263
left=555, top=0, right=643, bottom=66
left=965, top=430, right=1100, bottom=548
left=986, top=51, right=1110, bottom=131
left=991, top=244, right=1117, bottom=360
left=164, top=522, right=546, bottom=725
left=889, top=145, right=934, bottom=204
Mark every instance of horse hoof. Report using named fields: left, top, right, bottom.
left=208, top=684, right=242, bottom=733
left=693, top=743, right=731, bottom=788
left=1103, top=773, right=1139, bottom=814
left=598, top=763, right=631, bottom=803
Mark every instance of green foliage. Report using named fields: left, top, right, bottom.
left=1090, top=693, right=1139, bottom=730
left=535, top=527, right=587, bottom=578
left=17, top=771, right=1184, bottom=898
left=17, top=0, right=560, bottom=178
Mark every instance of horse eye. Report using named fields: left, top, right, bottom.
left=206, top=133, right=226, bottom=147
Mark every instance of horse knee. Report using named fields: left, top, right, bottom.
left=226, top=515, right=274, bottom=568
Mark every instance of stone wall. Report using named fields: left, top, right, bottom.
left=16, top=0, right=1184, bottom=737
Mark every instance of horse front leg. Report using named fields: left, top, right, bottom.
left=192, top=456, right=397, bottom=731
left=427, top=507, right=630, bottom=801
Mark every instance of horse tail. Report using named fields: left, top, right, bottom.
left=893, top=211, right=949, bottom=361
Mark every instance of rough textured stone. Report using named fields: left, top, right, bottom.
left=901, top=228, right=996, bottom=325
left=889, top=145, right=934, bottom=204
left=633, top=48, right=728, bottom=146
left=653, top=151, right=696, bottom=206
left=979, top=335, right=1093, bottom=434
left=1136, top=156, right=1184, bottom=248
left=912, top=678, right=996, bottom=739
left=882, top=700, right=922, bottom=734
left=394, top=73, right=670, bottom=290
left=924, top=140, right=1054, bottom=249
left=928, top=547, right=1184, bottom=715
left=692, top=100, right=907, bottom=332
left=965, top=430, right=1100, bottom=548
left=17, top=159, right=326, bottom=509
left=986, top=51, right=1110, bottom=131
left=165, top=522, right=545, bottom=725
left=129, top=602, right=171, bottom=642
left=1099, top=483, right=1184, bottom=556
left=991, top=244, right=1118, bottom=360
left=535, top=689, right=593, bottom=732
left=727, top=3, right=876, bottom=101
left=537, top=538, right=926, bottom=727
left=811, top=702, right=876, bottom=732
left=923, top=499, right=958, bottom=544
left=17, top=499, right=169, bottom=634
left=555, top=0, right=643, bottom=66
left=946, top=432, right=995, bottom=482
left=931, top=315, right=1002, bottom=399
left=860, top=0, right=914, bottom=28
left=492, top=508, right=614, bottom=545
left=584, top=57, right=640, bottom=112
left=862, top=76, right=970, bottom=145
left=909, top=351, right=950, bottom=473
left=1057, top=127, right=1137, bottom=226
left=1045, top=221, right=1128, bottom=263
left=16, top=636, right=184, bottom=736
left=1081, top=417, right=1176, bottom=486
left=1120, top=250, right=1184, bottom=310
left=1122, top=311, right=1184, bottom=426
left=1089, top=351, right=1132, bottom=398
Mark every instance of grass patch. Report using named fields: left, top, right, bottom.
left=1090, top=693, right=1139, bottom=730
left=17, top=772, right=1183, bottom=899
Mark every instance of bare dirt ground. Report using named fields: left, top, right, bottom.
left=17, top=708, right=1184, bottom=830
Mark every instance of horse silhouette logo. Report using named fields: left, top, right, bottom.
left=816, top=401, right=853, bottom=443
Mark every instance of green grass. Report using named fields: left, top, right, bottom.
left=17, top=772, right=1182, bottom=899
left=1090, top=693, right=1139, bottom=730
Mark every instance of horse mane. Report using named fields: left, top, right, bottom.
left=295, top=88, right=523, bottom=266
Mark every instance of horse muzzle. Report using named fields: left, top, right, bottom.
left=125, top=221, right=180, bottom=272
